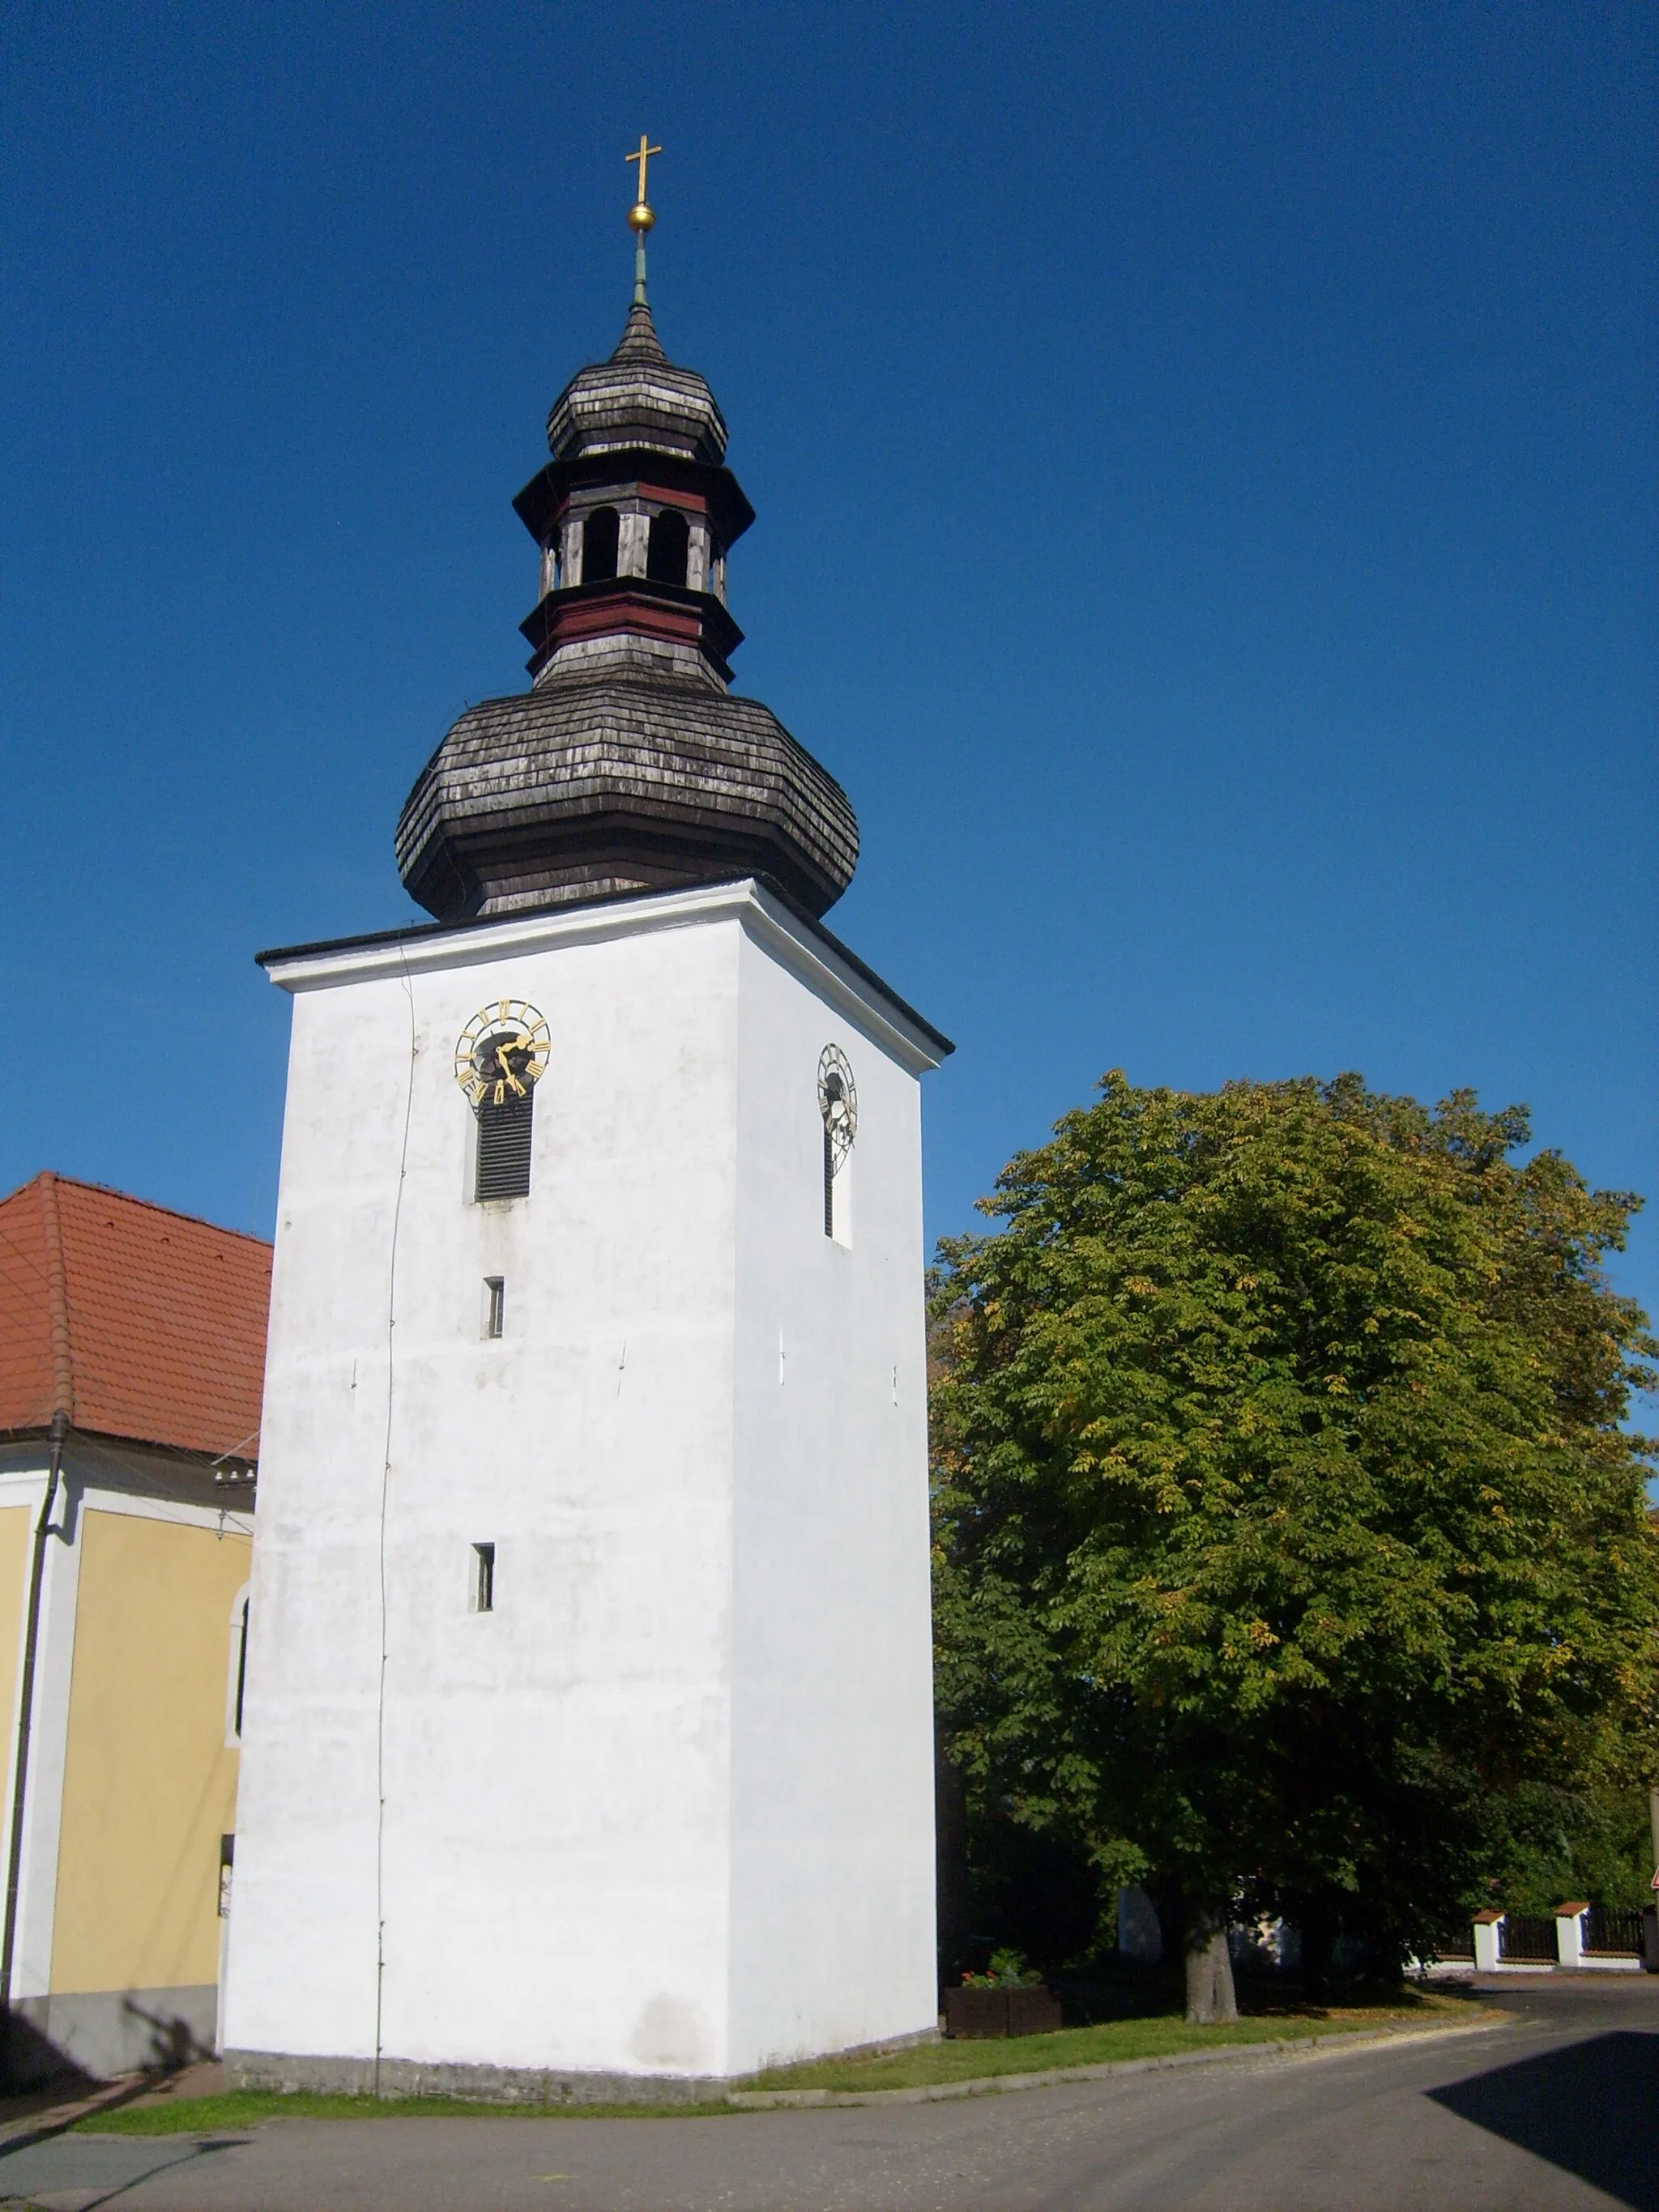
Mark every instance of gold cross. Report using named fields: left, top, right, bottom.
left=625, top=134, right=662, bottom=206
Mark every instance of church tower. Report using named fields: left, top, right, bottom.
left=222, top=158, right=949, bottom=2098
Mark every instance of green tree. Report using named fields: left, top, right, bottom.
left=931, top=1074, right=1659, bottom=2020
left=1497, top=1779, right=1657, bottom=1916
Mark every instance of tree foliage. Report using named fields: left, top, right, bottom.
left=931, top=1072, right=1659, bottom=1983
left=1498, top=1780, right=1658, bottom=1916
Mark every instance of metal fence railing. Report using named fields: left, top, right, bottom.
left=1497, top=1914, right=1558, bottom=1963
left=1582, top=1907, right=1644, bottom=1957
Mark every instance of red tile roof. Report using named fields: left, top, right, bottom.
left=0, top=1174, right=271, bottom=1461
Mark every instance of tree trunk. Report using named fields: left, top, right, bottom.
left=1184, top=1911, right=1239, bottom=2024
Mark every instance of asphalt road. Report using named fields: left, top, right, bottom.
left=1, top=1975, right=1654, bottom=2211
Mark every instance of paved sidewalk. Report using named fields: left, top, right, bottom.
left=0, top=1979, right=1652, bottom=2210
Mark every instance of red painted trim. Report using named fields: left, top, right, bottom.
left=545, top=593, right=703, bottom=649
left=635, top=484, right=709, bottom=514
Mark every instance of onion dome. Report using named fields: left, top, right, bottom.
left=395, top=667, right=859, bottom=920
left=395, top=251, right=859, bottom=924
left=545, top=301, right=727, bottom=464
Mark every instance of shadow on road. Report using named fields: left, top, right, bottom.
left=0, top=2129, right=245, bottom=2211
left=1428, top=2030, right=1659, bottom=2212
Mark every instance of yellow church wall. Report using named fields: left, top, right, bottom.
left=0, top=1507, right=32, bottom=1781
left=0, top=1504, right=33, bottom=1760
left=50, top=1509, right=250, bottom=1997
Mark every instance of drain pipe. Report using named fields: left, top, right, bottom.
left=0, top=1406, right=70, bottom=2080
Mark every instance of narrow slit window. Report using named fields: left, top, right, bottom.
left=476, top=1089, right=534, bottom=1202
left=484, top=1276, right=505, bottom=1338
left=825, top=1144, right=852, bottom=1247
left=817, top=1046, right=857, bottom=1247
left=225, top=1583, right=252, bottom=1747
left=233, top=1595, right=249, bottom=1737
left=472, top=1542, right=496, bottom=1613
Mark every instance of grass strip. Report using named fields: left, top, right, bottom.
left=75, top=2091, right=747, bottom=2136
left=742, top=1991, right=1486, bottom=2093
left=75, top=1990, right=1484, bottom=2134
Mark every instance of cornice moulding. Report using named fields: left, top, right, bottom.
left=259, top=879, right=952, bottom=1075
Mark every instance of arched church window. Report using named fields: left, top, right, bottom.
left=646, top=507, right=690, bottom=588
left=818, top=1046, right=856, bottom=1245
left=582, top=505, right=620, bottom=582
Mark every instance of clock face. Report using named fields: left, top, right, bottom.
left=454, top=999, right=552, bottom=1110
left=818, top=1044, right=858, bottom=1164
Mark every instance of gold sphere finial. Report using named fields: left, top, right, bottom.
left=627, top=199, right=655, bottom=235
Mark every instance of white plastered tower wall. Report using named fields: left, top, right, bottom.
left=224, top=879, right=945, bottom=2093
left=727, top=927, right=936, bottom=2068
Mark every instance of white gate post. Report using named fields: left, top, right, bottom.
left=1555, top=1903, right=1588, bottom=1969
left=1472, top=1912, right=1502, bottom=1971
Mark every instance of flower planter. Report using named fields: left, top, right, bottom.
left=945, top=1985, right=1063, bottom=2039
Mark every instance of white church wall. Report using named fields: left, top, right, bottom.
left=226, top=882, right=945, bottom=2090
left=228, top=907, right=745, bottom=2079
left=727, top=923, right=938, bottom=2071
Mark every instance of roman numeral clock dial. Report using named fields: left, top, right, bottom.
left=454, top=999, right=552, bottom=1109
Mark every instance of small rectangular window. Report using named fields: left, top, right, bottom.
left=471, top=1542, right=496, bottom=1613
left=484, top=1276, right=505, bottom=1338
left=219, top=1833, right=234, bottom=1918
left=476, top=1091, right=534, bottom=1202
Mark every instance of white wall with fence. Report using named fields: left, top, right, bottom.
left=1460, top=1904, right=1653, bottom=1972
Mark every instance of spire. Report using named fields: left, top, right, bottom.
left=540, top=135, right=726, bottom=464
left=398, top=154, right=860, bottom=925
left=612, top=299, right=667, bottom=365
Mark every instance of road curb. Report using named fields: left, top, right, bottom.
left=730, top=2016, right=1512, bottom=2109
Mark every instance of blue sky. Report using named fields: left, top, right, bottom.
left=2, top=3, right=1654, bottom=1390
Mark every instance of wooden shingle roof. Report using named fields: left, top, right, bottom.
left=545, top=301, right=728, bottom=464
left=0, top=1173, right=271, bottom=1461
left=396, top=667, right=859, bottom=923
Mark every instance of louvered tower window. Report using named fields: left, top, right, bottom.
left=476, top=1089, right=535, bottom=1201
